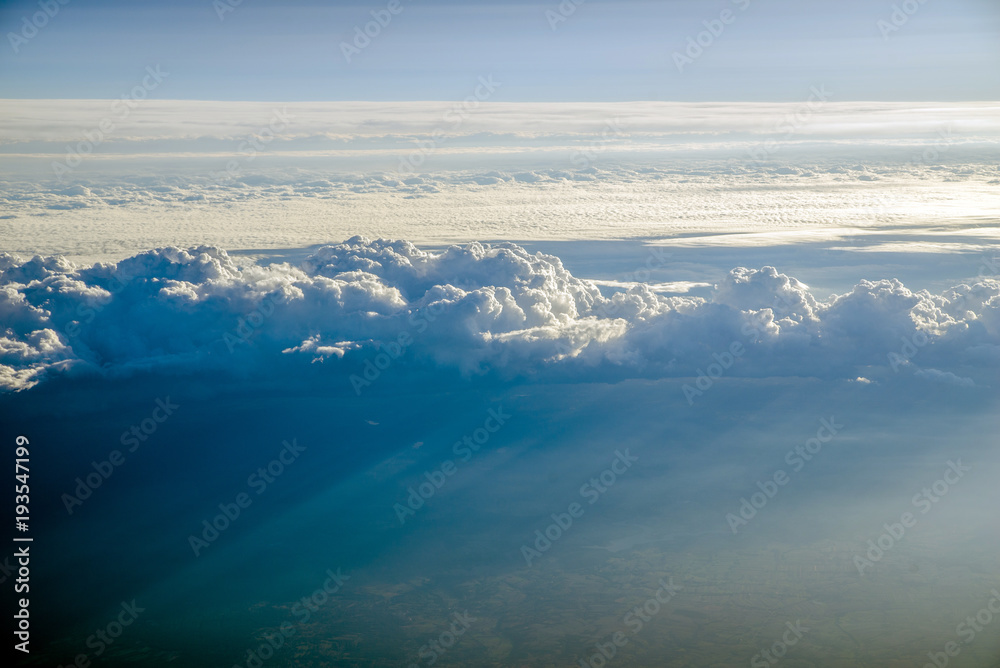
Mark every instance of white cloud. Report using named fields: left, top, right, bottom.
left=2, top=163, right=997, bottom=265
left=1, top=238, right=996, bottom=392
left=2, top=100, right=999, bottom=147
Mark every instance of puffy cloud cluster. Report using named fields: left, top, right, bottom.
left=1, top=238, right=997, bottom=392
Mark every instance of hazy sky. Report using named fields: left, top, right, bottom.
left=1, top=0, right=998, bottom=101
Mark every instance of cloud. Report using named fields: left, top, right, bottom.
left=3, top=162, right=998, bottom=266
left=3, top=100, right=999, bottom=147
left=0, top=238, right=997, bottom=392
left=915, top=368, right=975, bottom=387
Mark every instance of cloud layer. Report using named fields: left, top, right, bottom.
left=2, top=162, right=997, bottom=265
left=3, top=100, right=999, bottom=147
left=2, top=238, right=997, bottom=392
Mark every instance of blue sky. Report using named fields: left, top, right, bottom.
left=2, top=7, right=1000, bottom=668
left=1, top=0, right=998, bottom=101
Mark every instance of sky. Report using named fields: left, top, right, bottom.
left=1, top=0, right=999, bottom=101
left=2, top=3, right=1000, bottom=667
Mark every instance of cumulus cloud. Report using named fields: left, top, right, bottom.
left=0, top=238, right=997, bottom=392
